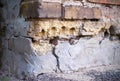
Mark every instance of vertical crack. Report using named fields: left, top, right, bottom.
left=49, top=37, right=62, bottom=72
left=52, top=47, right=62, bottom=73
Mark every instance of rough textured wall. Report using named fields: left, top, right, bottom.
left=0, top=0, right=120, bottom=79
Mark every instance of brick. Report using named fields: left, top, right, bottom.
left=64, top=5, right=79, bottom=19
left=38, top=2, right=61, bottom=18
left=64, top=6, right=97, bottom=19
left=45, top=2, right=61, bottom=18
left=101, top=7, right=110, bottom=19
left=21, top=0, right=102, bottom=20
left=84, top=7, right=94, bottom=19
left=78, top=7, right=84, bottom=19
left=21, top=1, right=61, bottom=19
left=21, top=1, right=41, bottom=18
left=88, top=0, right=120, bottom=5
left=93, top=7, right=101, bottom=19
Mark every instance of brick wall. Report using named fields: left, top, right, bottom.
left=20, top=0, right=120, bottom=38
left=21, top=0, right=120, bottom=20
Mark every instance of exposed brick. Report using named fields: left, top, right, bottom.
left=46, top=2, right=61, bottom=18
left=78, top=7, right=84, bottom=19
left=93, top=7, right=101, bottom=19
left=21, top=1, right=61, bottom=18
left=63, top=6, right=83, bottom=19
left=88, top=0, right=120, bottom=5
left=64, top=6, right=79, bottom=19
left=64, top=6, right=100, bottom=19
left=84, top=7, right=94, bottom=19
left=21, top=1, right=39, bottom=18
left=21, top=1, right=102, bottom=20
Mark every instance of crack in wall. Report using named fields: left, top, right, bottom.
left=52, top=47, right=62, bottom=73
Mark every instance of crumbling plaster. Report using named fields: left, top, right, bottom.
left=0, top=0, right=120, bottom=79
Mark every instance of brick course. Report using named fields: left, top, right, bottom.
left=64, top=6, right=101, bottom=19
left=21, top=0, right=119, bottom=20
left=88, top=0, right=120, bottom=5
left=21, top=2, right=61, bottom=18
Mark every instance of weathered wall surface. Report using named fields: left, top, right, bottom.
left=0, top=0, right=120, bottom=79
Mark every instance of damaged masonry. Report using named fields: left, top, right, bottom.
left=0, top=0, right=120, bottom=80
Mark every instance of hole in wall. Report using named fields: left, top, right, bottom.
left=49, top=37, right=59, bottom=46
left=50, top=27, right=57, bottom=37
left=61, top=26, right=67, bottom=35
left=104, top=30, right=109, bottom=38
left=51, top=27, right=57, bottom=31
left=69, top=28, right=76, bottom=35
left=109, top=25, right=120, bottom=41
left=35, top=29, right=46, bottom=37
left=109, top=25, right=116, bottom=35
left=41, top=29, right=45, bottom=36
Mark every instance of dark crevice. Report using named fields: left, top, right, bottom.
left=14, top=35, right=33, bottom=39
left=49, top=37, right=59, bottom=46
left=105, top=5, right=113, bottom=8
left=0, top=49, right=3, bottom=69
left=52, top=47, right=62, bottom=73
left=78, top=35, right=93, bottom=40
left=0, top=25, right=6, bottom=69
left=89, top=19, right=99, bottom=21
left=0, top=1, right=3, bottom=7
left=104, top=30, right=110, bottom=38
left=69, top=38, right=76, bottom=45
left=117, top=35, right=120, bottom=40
left=13, top=35, right=38, bottom=44
left=108, top=25, right=120, bottom=41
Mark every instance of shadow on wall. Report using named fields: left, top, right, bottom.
left=0, top=1, right=5, bottom=68
left=0, top=26, right=6, bottom=69
left=0, top=1, right=4, bottom=22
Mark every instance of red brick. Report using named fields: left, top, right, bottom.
left=88, top=0, right=120, bottom=5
